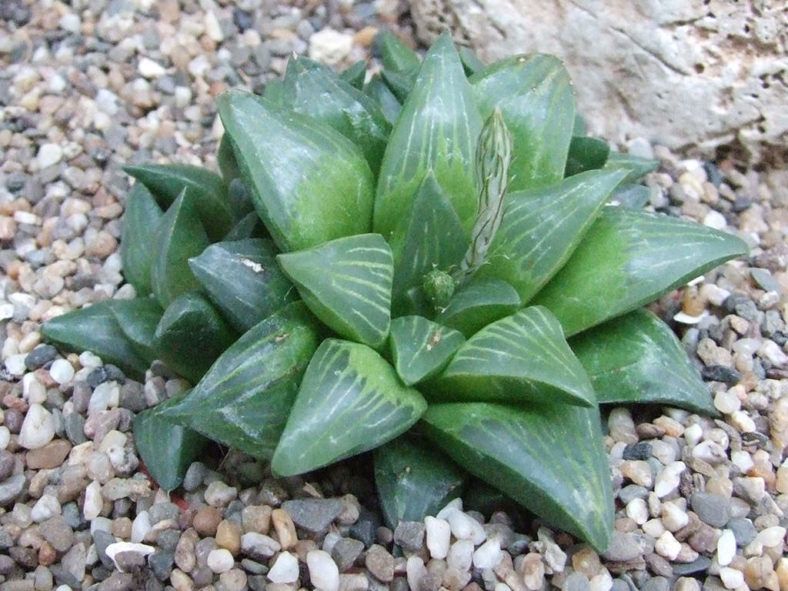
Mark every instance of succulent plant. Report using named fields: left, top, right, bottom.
left=42, top=31, right=748, bottom=550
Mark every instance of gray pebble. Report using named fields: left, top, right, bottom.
left=750, top=268, right=781, bottom=294
left=619, top=484, right=649, bottom=504
left=39, top=516, right=74, bottom=552
left=349, top=509, right=379, bottom=548
left=97, top=571, right=134, bottom=591
left=182, top=461, right=207, bottom=491
left=564, top=571, right=591, bottom=591
left=0, top=554, right=16, bottom=575
left=0, top=450, right=15, bottom=482
left=148, top=550, right=174, bottom=581
left=281, top=498, right=343, bottom=534
left=393, top=521, right=425, bottom=552
left=248, top=574, right=267, bottom=591
left=118, top=382, right=146, bottom=412
left=641, top=576, right=670, bottom=591
left=331, top=537, right=364, bottom=572
left=94, top=530, right=116, bottom=569
left=0, top=526, right=12, bottom=550
left=672, top=555, right=712, bottom=576
left=727, top=517, right=757, bottom=545
left=601, top=532, right=644, bottom=562
left=64, top=412, right=87, bottom=444
left=24, top=344, right=58, bottom=369
left=156, top=529, right=181, bottom=552
left=690, top=492, right=731, bottom=527
left=0, top=474, right=26, bottom=506
left=61, top=501, right=85, bottom=530
left=148, top=502, right=180, bottom=524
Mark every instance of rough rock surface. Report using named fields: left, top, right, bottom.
left=409, top=0, right=787, bottom=164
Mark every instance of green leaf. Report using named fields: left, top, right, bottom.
left=458, top=46, right=485, bottom=76
left=263, top=79, right=287, bottom=107
left=272, top=338, right=428, bottom=476
left=150, top=190, right=211, bottom=309
left=227, top=178, right=255, bottom=221
left=223, top=211, right=267, bottom=241
left=153, top=291, right=236, bottom=384
left=389, top=316, right=465, bottom=386
left=190, top=239, right=297, bottom=333
left=124, top=163, right=232, bottom=241
left=109, top=298, right=163, bottom=364
left=436, top=279, right=521, bottom=338
left=573, top=112, right=587, bottom=136
left=374, top=32, right=482, bottom=242
left=364, top=75, right=401, bottom=126
left=564, top=136, right=610, bottom=177
left=531, top=207, right=750, bottom=336
left=605, top=151, right=659, bottom=184
left=471, top=169, right=628, bottom=304
left=389, top=173, right=468, bottom=313
left=133, top=394, right=208, bottom=491
left=161, top=302, right=320, bottom=460
left=611, top=183, right=651, bottom=209
left=120, top=183, right=163, bottom=296
left=281, top=57, right=391, bottom=175
left=339, top=60, right=367, bottom=90
left=277, top=234, right=393, bottom=349
left=381, top=69, right=414, bottom=103
left=471, top=54, right=575, bottom=192
left=432, top=306, right=596, bottom=407
left=217, top=90, right=375, bottom=253
left=570, top=309, right=716, bottom=414
left=377, top=30, right=420, bottom=74
left=374, top=435, right=466, bottom=528
left=422, top=402, right=614, bottom=551
left=41, top=300, right=149, bottom=380
left=217, top=133, right=240, bottom=182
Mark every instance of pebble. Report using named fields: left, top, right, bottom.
left=654, top=461, right=685, bottom=497
left=49, top=358, right=75, bottom=384
left=281, top=498, right=343, bottom=533
left=193, top=506, right=222, bottom=537
left=719, top=566, right=745, bottom=589
left=271, top=508, right=298, bottom=550
left=717, top=529, right=736, bottom=566
left=654, top=531, right=681, bottom=560
left=308, top=549, right=340, bottom=591
left=26, top=439, right=71, bottom=469
left=206, top=548, right=234, bottom=574
left=473, top=537, right=502, bottom=569
left=690, top=492, right=731, bottom=527
left=308, top=28, right=354, bottom=64
left=18, top=403, right=55, bottom=449
left=267, top=551, right=299, bottom=584
left=365, top=544, right=394, bottom=582
left=241, top=532, right=280, bottom=560
left=37, top=143, right=63, bottom=169
left=601, top=532, right=643, bottom=562
left=425, top=516, right=451, bottom=559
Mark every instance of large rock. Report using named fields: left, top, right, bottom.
left=409, top=0, right=787, bottom=162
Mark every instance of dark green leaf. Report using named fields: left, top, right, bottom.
left=458, top=46, right=484, bottom=76
left=153, top=291, right=236, bottom=384
left=217, top=133, right=240, bottom=182
left=570, top=309, right=716, bottom=414
left=161, top=302, right=320, bottom=460
left=572, top=112, right=587, bottom=136
left=109, top=298, right=163, bottom=364
left=422, top=402, right=614, bottom=551
left=124, top=163, right=232, bottom=241
left=437, top=279, right=521, bottom=338
left=133, top=393, right=208, bottom=491
left=223, top=211, right=267, bottom=241
left=150, top=190, right=211, bottom=308
left=190, top=239, right=297, bottom=333
left=381, top=68, right=414, bottom=103
left=472, top=169, right=627, bottom=304
left=471, top=54, right=575, bottom=191
left=120, top=183, right=163, bottom=296
left=41, top=300, right=149, bottom=380
left=531, top=207, right=750, bottom=336
left=605, top=151, right=659, bottom=184
left=565, top=136, right=611, bottom=177
left=218, top=90, right=375, bottom=252
left=262, top=79, right=287, bottom=107
left=227, top=178, right=255, bottom=221
left=339, top=60, right=368, bottom=90
left=611, top=183, right=651, bottom=209
left=374, top=435, right=466, bottom=528
left=364, top=75, right=402, bottom=126
left=277, top=234, right=393, bottom=349
left=377, top=30, right=420, bottom=74
left=389, top=173, right=468, bottom=314
left=272, top=338, right=428, bottom=476
left=374, top=32, right=482, bottom=242
left=389, top=316, right=465, bottom=386
left=433, top=306, right=596, bottom=407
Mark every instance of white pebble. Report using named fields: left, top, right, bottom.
left=89, top=381, right=120, bottom=414
left=22, top=373, right=47, bottom=404
left=436, top=498, right=463, bottom=519
left=700, top=284, right=730, bottom=307
left=703, top=210, right=727, bottom=230
left=204, top=481, right=237, bottom=506
left=719, top=567, right=744, bottom=589
left=425, top=516, right=451, bottom=559
left=654, top=461, right=685, bottom=497
left=267, top=551, right=299, bottom=583
left=37, top=143, right=63, bottom=169
left=31, top=494, right=61, bottom=522
left=729, top=410, right=756, bottom=433
left=642, top=519, right=665, bottom=538
left=717, top=529, right=736, bottom=566
left=138, top=57, right=167, bottom=78
left=105, top=542, right=154, bottom=572
left=131, top=510, right=151, bottom=543
left=661, top=502, right=688, bottom=531
left=406, top=556, right=428, bottom=591
left=59, top=13, right=81, bottom=33
left=306, top=550, right=339, bottom=591
left=683, top=423, right=703, bottom=447
left=204, top=11, right=224, bottom=42
left=472, top=537, right=502, bottom=569
left=714, top=389, right=741, bottom=414
left=83, top=480, right=103, bottom=520
left=758, top=341, right=788, bottom=367
left=756, top=526, right=786, bottom=547
left=625, top=498, right=649, bottom=525
left=207, top=548, right=234, bottom=574
left=692, top=440, right=727, bottom=465
left=308, top=28, right=353, bottom=65
left=0, top=426, right=9, bottom=450
left=18, top=404, right=55, bottom=450
left=447, top=510, right=486, bottom=545
left=731, top=451, right=754, bottom=473
left=447, top=539, right=474, bottom=572
left=589, top=569, right=613, bottom=591
left=79, top=351, right=102, bottom=368
left=5, top=354, right=27, bottom=376
left=654, top=531, right=681, bottom=560
left=49, top=359, right=75, bottom=384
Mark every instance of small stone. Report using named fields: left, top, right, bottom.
left=690, top=492, right=731, bottom=527
left=661, top=502, right=688, bottom=532
left=424, top=516, right=450, bottom=559
left=307, top=549, right=339, bottom=591
left=242, top=505, right=271, bottom=534
left=281, top=498, right=343, bottom=534
left=642, top=576, right=670, bottom=591
left=308, top=28, right=353, bottom=65
left=268, top=551, right=299, bottom=584
left=755, top=526, right=786, bottom=547
left=39, top=516, right=74, bottom=552
left=18, top=403, right=55, bottom=449
left=216, top=519, right=242, bottom=555
left=602, top=532, right=644, bottom=562
left=719, top=567, right=745, bottom=589
left=473, top=537, right=502, bottom=569
left=626, top=498, right=649, bottom=525
left=31, top=494, right=61, bottom=522
left=131, top=510, right=151, bottom=543
left=207, top=548, right=234, bottom=574
left=330, top=537, right=363, bottom=572
left=727, top=518, right=757, bottom=546
left=272, top=508, right=298, bottom=550
left=241, top=532, right=280, bottom=561
left=26, top=439, right=71, bottom=469
left=716, top=529, right=736, bottom=566
left=24, top=345, right=57, bottom=369
left=714, top=389, right=741, bottom=414
left=447, top=510, right=486, bottom=545
left=620, top=460, right=653, bottom=488
left=564, top=571, right=592, bottom=591
left=654, top=461, right=685, bottom=497
left=139, top=57, right=167, bottom=78
left=729, top=410, right=756, bottom=433
left=447, top=539, right=474, bottom=572
left=654, top=531, right=681, bottom=560
left=394, top=521, right=425, bottom=552
left=49, top=359, right=75, bottom=384
left=193, top=506, right=222, bottom=537
left=37, top=144, right=63, bottom=169
left=608, top=408, right=638, bottom=443
left=105, top=541, right=155, bottom=572
left=366, top=544, right=394, bottom=582
left=521, top=553, right=545, bottom=591
left=84, top=479, right=103, bottom=520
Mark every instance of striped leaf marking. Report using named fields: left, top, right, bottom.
left=161, top=302, right=319, bottom=460
left=422, top=402, right=614, bottom=551
left=531, top=207, right=749, bottom=336
left=437, top=278, right=521, bottom=338
left=389, top=316, right=465, bottom=386
left=277, top=234, right=393, bottom=349
left=570, top=309, right=716, bottom=414
left=272, top=339, right=428, bottom=476
left=433, top=306, right=596, bottom=407
left=472, top=169, right=628, bottom=304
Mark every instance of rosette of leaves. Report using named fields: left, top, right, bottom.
left=42, top=32, right=748, bottom=550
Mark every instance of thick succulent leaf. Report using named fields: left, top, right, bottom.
left=471, top=54, right=575, bottom=191
left=227, top=178, right=255, bottom=221
left=378, top=30, right=420, bottom=74
left=272, top=339, right=428, bottom=476
left=217, top=90, right=375, bottom=253
left=150, top=190, right=211, bottom=308
left=389, top=316, right=465, bottom=386
left=339, top=60, right=367, bottom=90
left=432, top=306, right=596, bottom=407
left=109, top=298, right=163, bottom=364
left=611, top=183, right=651, bottom=209
left=282, top=57, right=391, bottom=174
left=458, top=46, right=485, bottom=76
left=364, top=75, right=401, bottom=126
left=564, top=136, right=610, bottom=177
left=374, top=435, right=466, bottom=528
left=262, top=78, right=287, bottom=106
left=217, top=133, right=240, bottom=182
left=133, top=394, right=208, bottom=491
left=422, top=402, right=614, bottom=551
left=120, top=183, right=163, bottom=296
left=124, top=163, right=232, bottom=241
left=605, top=151, right=659, bottom=183
left=531, top=207, right=750, bottom=336
left=153, top=291, right=236, bottom=384
left=381, top=69, right=414, bottom=102
left=277, top=234, right=393, bottom=349
left=570, top=309, right=716, bottom=414
left=224, top=211, right=267, bottom=241
left=374, top=32, right=482, bottom=242
left=472, top=169, right=628, bottom=303
left=161, top=303, right=319, bottom=460
left=437, top=279, right=521, bottom=338
left=190, top=239, right=297, bottom=333
left=389, top=173, right=468, bottom=313
left=41, top=301, right=149, bottom=380
left=573, top=112, right=587, bottom=136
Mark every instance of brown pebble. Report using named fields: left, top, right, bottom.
left=26, top=439, right=72, bottom=469
left=241, top=505, right=271, bottom=534
left=687, top=523, right=718, bottom=553
left=645, top=553, right=673, bottom=577
left=271, top=508, right=297, bottom=550
left=112, top=517, right=132, bottom=539
left=571, top=547, right=602, bottom=578
left=175, top=528, right=199, bottom=573
left=193, top=506, right=222, bottom=537
left=636, top=423, right=666, bottom=439
left=354, top=26, right=378, bottom=47
left=215, top=520, right=242, bottom=556
left=744, top=556, right=777, bottom=591
left=365, top=544, right=395, bottom=583
left=38, top=541, right=57, bottom=566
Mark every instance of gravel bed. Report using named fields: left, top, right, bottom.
left=1, top=2, right=787, bottom=591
